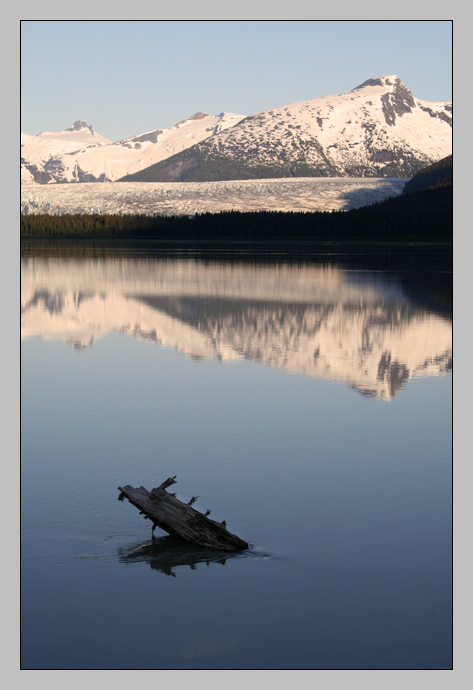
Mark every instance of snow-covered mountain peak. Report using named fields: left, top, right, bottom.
left=34, top=121, right=111, bottom=144
left=172, top=111, right=244, bottom=131
left=178, top=112, right=210, bottom=124
left=352, top=75, right=402, bottom=91
left=21, top=122, right=114, bottom=183
left=350, top=75, right=417, bottom=126
left=63, top=120, right=95, bottom=135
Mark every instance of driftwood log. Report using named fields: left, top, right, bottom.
left=118, top=477, right=249, bottom=552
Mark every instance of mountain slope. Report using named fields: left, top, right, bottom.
left=120, top=75, right=452, bottom=182
left=21, top=113, right=245, bottom=184
left=402, top=154, right=452, bottom=194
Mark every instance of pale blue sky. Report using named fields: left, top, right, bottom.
left=21, top=20, right=452, bottom=143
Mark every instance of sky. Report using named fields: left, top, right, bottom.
left=21, top=20, right=453, bottom=143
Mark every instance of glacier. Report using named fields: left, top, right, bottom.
left=21, top=177, right=408, bottom=216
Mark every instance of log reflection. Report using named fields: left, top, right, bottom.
left=117, top=535, right=246, bottom=577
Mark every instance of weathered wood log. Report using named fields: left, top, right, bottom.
left=118, top=477, right=249, bottom=551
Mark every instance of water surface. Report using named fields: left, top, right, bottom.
left=21, top=242, right=452, bottom=669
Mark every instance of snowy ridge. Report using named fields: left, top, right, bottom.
left=125, top=75, right=452, bottom=181
left=21, top=177, right=407, bottom=216
left=21, top=113, right=244, bottom=184
left=21, top=258, right=452, bottom=400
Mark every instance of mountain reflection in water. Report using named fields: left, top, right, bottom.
left=21, top=250, right=452, bottom=400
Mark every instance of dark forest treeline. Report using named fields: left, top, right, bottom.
left=20, top=182, right=452, bottom=242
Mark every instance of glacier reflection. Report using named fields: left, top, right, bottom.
left=21, top=256, right=452, bottom=400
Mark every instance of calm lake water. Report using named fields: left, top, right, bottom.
left=21, top=242, right=452, bottom=670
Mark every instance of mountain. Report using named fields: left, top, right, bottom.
left=21, top=113, right=245, bottom=184
left=21, top=121, right=113, bottom=183
left=119, top=75, right=452, bottom=183
left=21, top=76, right=452, bottom=186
